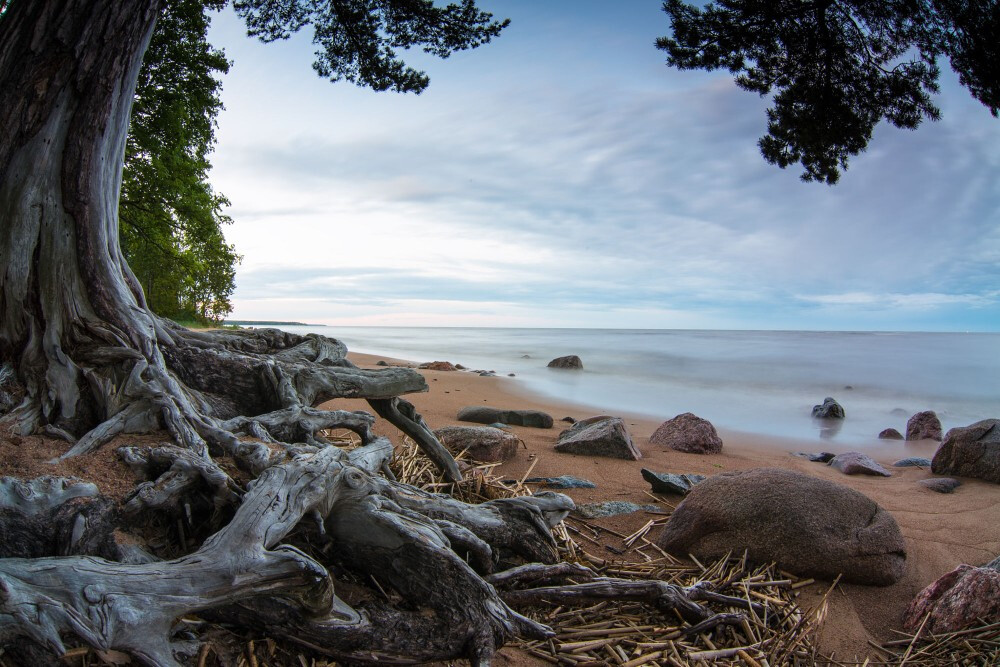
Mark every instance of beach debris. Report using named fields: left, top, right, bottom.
left=920, top=477, right=961, bottom=493
left=893, top=456, right=933, bottom=467
left=793, top=451, right=836, bottom=463
left=931, top=419, right=1000, bottom=483
left=907, top=410, right=943, bottom=441
left=555, top=416, right=642, bottom=460
left=879, top=427, right=905, bottom=440
left=574, top=501, right=659, bottom=519
left=657, top=467, right=907, bottom=585
left=433, top=425, right=521, bottom=463
left=641, top=468, right=705, bottom=495
left=649, top=412, right=723, bottom=454
left=418, top=360, right=458, bottom=371
left=904, top=564, right=1000, bottom=634
left=829, top=451, right=892, bottom=476
left=524, top=475, right=596, bottom=489
left=547, top=355, right=583, bottom=369
left=456, top=405, right=554, bottom=428
left=811, top=396, right=846, bottom=419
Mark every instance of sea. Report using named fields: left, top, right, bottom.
left=274, top=326, right=999, bottom=447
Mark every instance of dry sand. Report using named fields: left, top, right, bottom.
left=325, top=352, right=1000, bottom=663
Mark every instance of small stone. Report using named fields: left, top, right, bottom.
left=555, top=416, right=641, bottom=460
left=561, top=416, right=576, bottom=424
left=524, top=475, right=596, bottom=489
left=906, top=410, right=943, bottom=441
left=418, top=361, right=458, bottom=371
left=829, top=452, right=891, bottom=476
left=574, top=501, right=659, bottom=519
left=879, top=428, right=904, bottom=440
left=641, top=469, right=705, bottom=495
left=812, top=397, right=845, bottom=419
left=649, top=413, right=723, bottom=454
left=547, top=355, right=583, bottom=369
left=919, top=477, right=961, bottom=493
left=455, top=364, right=466, bottom=370
left=375, top=360, right=389, bottom=366
left=893, top=457, right=932, bottom=467
left=793, top=451, right=836, bottom=463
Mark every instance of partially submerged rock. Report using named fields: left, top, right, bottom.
left=641, top=469, right=705, bottom=496
left=524, top=475, right=596, bottom=489
left=812, top=397, right=845, bottom=419
left=649, top=413, right=723, bottom=454
left=932, top=419, right=1000, bottom=483
left=879, top=428, right=904, bottom=440
left=433, top=426, right=520, bottom=463
left=903, top=565, right=1000, bottom=633
left=554, top=416, right=641, bottom=460
left=906, top=411, right=943, bottom=441
left=456, top=406, right=554, bottom=429
left=657, top=468, right=906, bottom=585
left=547, top=355, right=583, bottom=369
left=829, top=452, right=891, bottom=477
left=919, top=477, right=961, bottom=493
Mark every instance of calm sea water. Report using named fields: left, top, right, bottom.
left=277, top=326, right=1000, bottom=446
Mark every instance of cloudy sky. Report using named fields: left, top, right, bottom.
left=206, top=1, right=1000, bottom=332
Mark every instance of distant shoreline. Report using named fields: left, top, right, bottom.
left=224, top=320, right=326, bottom=327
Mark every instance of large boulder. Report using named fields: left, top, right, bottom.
left=828, top=452, right=891, bottom=477
left=554, top=416, right=641, bottom=460
left=433, top=426, right=520, bottom=463
left=907, top=411, right=943, bottom=441
left=812, top=397, right=845, bottom=419
left=931, top=419, right=1000, bottom=483
left=649, top=413, right=723, bottom=454
left=903, top=565, right=1000, bottom=633
left=547, top=355, right=583, bottom=369
left=656, top=468, right=906, bottom=585
left=456, top=406, right=554, bottom=429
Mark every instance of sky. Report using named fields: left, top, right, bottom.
left=205, top=1, right=1000, bottom=332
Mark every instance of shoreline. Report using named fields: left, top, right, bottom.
left=331, top=351, right=1000, bottom=661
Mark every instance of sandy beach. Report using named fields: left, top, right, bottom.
left=325, top=352, right=1000, bottom=663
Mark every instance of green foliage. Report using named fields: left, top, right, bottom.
left=659, top=0, right=1000, bottom=184
left=120, top=0, right=240, bottom=325
left=233, top=0, right=510, bottom=93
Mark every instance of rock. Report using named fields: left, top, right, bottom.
left=793, top=451, right=836, bottom=463
left=891, top=408, right=910, bottom=417
left=657, top=468, right=906, bottom=585
left=986, top=556, right=1000, bottom=571
left=507, top=373, right=515, bottom=377
left=906, top=411, right=943, bottom=441
left=641, top=469, right=705, bottom=496
left=524, top=475, right=596, bottom=489
left=560, top=417, right=576, bottom=424
left=649, top=413, right=723, bottom=454
left=919, top=477, right=961, bottom=493
left=575, top=501, right=659, bottom=519
left=547, top=355, right=583, bottom=369
left=375, top=360, right=389, bottom=366
left=829, top=452, right=891, bottom=477
left=812, top=397, right=845, bottom=419
left=554, top=416, right=641, bottom=460
left=455, top=364, right=466, bottom=370
left=893, top=457, right=932, bottom=467
left=932, top=419, right=1000, bottom=483
left=903, top=565, right=1000, bottom=633
left=456, top=406, right=554, bottom=429
left=478, top=371, right=496, bottom=377
left=879, top=428, right=904, bottom=440
left=433, top=426, right=520, bottom=463
left=419, top=361, right=457, bottom=371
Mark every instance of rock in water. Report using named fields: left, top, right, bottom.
left=656, top=468, right=906, bottom=585
left=649, top=413, right=723, bottom=454
left=903, top=565, right=1000, bottom=633
left=547, top=355, right=583, bottom=369
left=879, top=428, right=904, bottom=440
left=456, top=406, right=554, bottom=429
left=829, top=452, right=891, bottom=477
left=919, top=477, right=961, bottom=493
left=641, top=469, right=705, bottom=495
left=554, top=416, right=641, bottom=460
left=812, top=397, right=845, bottom=419
left=932, top=419, right=1000, bottom=483
left=433, top=426, right=520, bottom=463
left=906, top=411, right=943, bottom=441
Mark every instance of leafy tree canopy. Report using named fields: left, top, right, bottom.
left=120, top=0, right=239, bottom=324
left=659, top=0, right=1000, bottom=183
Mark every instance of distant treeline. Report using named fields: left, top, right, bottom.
left=223, top=321, right=322, bottom=327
